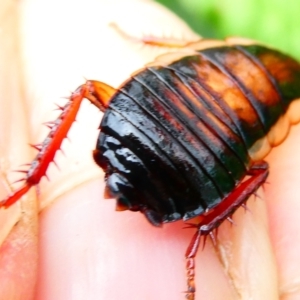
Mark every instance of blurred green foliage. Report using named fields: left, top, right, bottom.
left=156, top=0, right=300, bottom=59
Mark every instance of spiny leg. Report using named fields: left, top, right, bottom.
left=0, top=80, right=116, bottom=208
left=110, top=22, right=195, bottom=48
left=184, top=162, right=269, bottom=300
left=110, top=22, right=230, bottom=64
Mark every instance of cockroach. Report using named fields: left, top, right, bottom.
left=1, top=37, right=300, bottom=300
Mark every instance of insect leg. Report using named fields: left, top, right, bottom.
left=0, top=81, right=116, bottom=209
left=184, top=161, right=269, bottom=300
left=109, top=22, right=193, bottom=48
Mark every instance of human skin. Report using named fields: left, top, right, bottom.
left=1, top=0, right=300, bottom=299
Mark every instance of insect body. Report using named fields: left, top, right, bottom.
left=2, top=40, right=300, bottom=299
left=95, top=44, right=300, bottom=226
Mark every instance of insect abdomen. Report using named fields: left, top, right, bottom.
left=94, top=44, right=300, bottom=225
left=195, top=45, right=300, bottom=160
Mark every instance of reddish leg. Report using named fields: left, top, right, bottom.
left=110, top=23, right=195, bottom=48
left=0, top=80, right=116, bottom=208
left=185, top=162, right=269, bottom=300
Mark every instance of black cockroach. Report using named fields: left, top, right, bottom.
left=2, top=37, right=300, bottom=300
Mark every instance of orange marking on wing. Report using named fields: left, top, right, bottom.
left=222, top=50, right=281, bottom=108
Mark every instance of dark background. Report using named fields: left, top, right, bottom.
left=156, top=0, right=300, bottom=59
